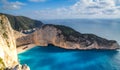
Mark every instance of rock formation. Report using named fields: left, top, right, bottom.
left=16, top=34, right=33, bottom=47
left=14, top=30, right=27, bottom=39
left=0, top=15, right=30, bottom=70
left=17, top=24, right=120, bottom=50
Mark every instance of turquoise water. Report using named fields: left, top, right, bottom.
left=18, top=45, right=120, bottom=70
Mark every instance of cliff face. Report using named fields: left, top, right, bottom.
left=16, top=34, right=33, bottom=47
left=0, top=15, right=30, bottom=70
left=14, top=30, right=27, bottom=40
left=0, top=15, right=18, bottom=68
left=17, top=24, right=120, bottom=50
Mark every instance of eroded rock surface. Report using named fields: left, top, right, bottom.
left=0, top=15, right=18, bottom=69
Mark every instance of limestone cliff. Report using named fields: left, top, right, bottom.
left=0, top=15, right=30, bottom=70
left=0, top=15, right=18, bottom=68
left=17, top=24, right=120, bottom=50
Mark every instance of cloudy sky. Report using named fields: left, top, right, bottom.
left=0, top=0, right=120, bottom=19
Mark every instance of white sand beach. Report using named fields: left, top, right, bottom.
left=17, top=44, right=36, bottom=54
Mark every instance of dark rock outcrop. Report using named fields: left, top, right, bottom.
left=17, top=24, right=120, bottom=50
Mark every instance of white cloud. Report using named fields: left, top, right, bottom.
left=0, top=0, right=26, bottom=10
left=29, top=0, right=46, bottom=2
left=32, top=0, right=120, bottom=19
left=70, top=0, right=120, bottom=15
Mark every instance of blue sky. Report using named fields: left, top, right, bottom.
left=0, top=0, right=120, bottom=19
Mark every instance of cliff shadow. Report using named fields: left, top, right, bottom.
left=34, top=44, right=119, bottom=54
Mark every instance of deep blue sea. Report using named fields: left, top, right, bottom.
left=18, top=45, right=120, bottom=70
left=18, top=19, right=120, bottom=70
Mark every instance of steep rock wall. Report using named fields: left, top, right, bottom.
left=0, top=15, right=30, bottom=70
left=0, top=15, right=18, bottom=69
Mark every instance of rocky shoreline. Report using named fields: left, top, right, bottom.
left=5, top=64, right=30, bottom=70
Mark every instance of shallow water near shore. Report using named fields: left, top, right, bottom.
left=18, top=45, right=120, bottom=70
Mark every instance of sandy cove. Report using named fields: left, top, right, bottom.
left=17, top=44, right=36, bottom=54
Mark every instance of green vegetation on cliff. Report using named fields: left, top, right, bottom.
left=0, top=13, right=43, bottom=31
left=42, top=24, right=81, bottom=37
left=0, top=58, right=5, bottom=70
